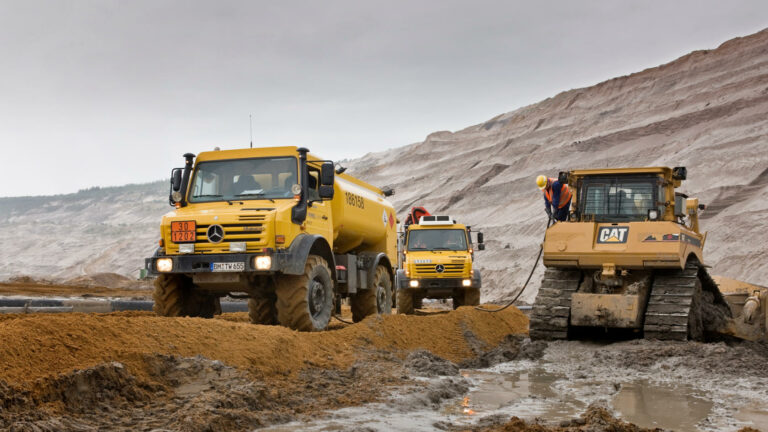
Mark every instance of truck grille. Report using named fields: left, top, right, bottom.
left=413, top=263, right=465, bottom=277
left=192, top=223, right=266, bottom=253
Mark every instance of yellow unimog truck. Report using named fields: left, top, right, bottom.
left=530, top=166, right=733, bottom=341
left=395, top=208, right=484, bottom=314
left=144, top=146, right=398, bottom=331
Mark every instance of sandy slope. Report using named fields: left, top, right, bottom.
left=347, top=28, right=768, bottom=302
left=1, top=29, right=767, bottom=304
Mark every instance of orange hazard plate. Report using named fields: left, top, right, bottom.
left=171, top=221, right=196, bottom=243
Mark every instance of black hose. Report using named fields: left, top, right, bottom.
left=332, top=313, right=355, bottom=324
left=474, top=217, right=552, bottom=312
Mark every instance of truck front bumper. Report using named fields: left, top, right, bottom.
left=395, top=270, right=481, bottom=297
left=145, top=252, right=290, bottom=276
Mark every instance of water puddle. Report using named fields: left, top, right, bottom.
left=611, top=381, right=713, bottom=431
left=453, top=368, right=585, bottom=420
left=735, top=403, right=768, bottom=431
left=263, top=364, right=766, bottom=431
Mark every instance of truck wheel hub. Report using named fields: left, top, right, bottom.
left=376, top=285, right=386, bottom=313
left=309, top=280, right=327, bottom=316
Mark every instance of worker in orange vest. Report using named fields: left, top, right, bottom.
left=536, top=175, right=572, bottom=222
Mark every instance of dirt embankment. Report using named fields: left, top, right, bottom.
left=0, top=273, right=152, bottom=298
left=0, top=307, right=528, bottom=430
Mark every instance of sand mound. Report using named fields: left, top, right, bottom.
left=64, top=272, right=135, bottom=288
left=0, top=306, right=527, bottom=387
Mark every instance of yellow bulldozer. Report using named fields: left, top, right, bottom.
left=530, top=166, right=766, bottom=341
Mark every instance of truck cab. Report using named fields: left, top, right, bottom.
left=395, top=211, right=484, bottom=314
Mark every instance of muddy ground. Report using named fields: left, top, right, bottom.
left=0, top=298, right=766, bottom=431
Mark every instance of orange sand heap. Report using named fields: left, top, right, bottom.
left=0, top=306, right=528, bottom=387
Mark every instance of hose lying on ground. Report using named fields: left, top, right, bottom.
left=474, top=217, right=552, bottom=313
left=332, top=313, right=355, bottom=324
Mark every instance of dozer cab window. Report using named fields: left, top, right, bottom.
left=189, top=157, right=298, bottom=202
left=580, top=176, right=661, bottom=222
left=407, top=229, right=468, bottom=251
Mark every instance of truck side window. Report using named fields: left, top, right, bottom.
left=307, top=169, right=320, bottom=201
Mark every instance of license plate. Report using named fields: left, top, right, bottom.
left=210, top=262, right=245, bottom=272
left=171, top=220, right=196, bottom=243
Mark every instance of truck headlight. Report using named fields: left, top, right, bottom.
left=648, top=209, right=659, bottom=221
left=462, top=279, right=472, bottom=287
left=409, top=280, right=419, bottom=288
left=156, top=258, right=173, bottom=272
left=254, top=256, right=272, bottom=270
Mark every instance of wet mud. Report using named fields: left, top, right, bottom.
left=1, top=303, right=766, bottom=431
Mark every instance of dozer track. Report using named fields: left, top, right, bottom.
left=643, top=263, right=701, bottom=341
left=643, top=263, right=728, bottom=341
left=529, top=268, right=581, bottom=340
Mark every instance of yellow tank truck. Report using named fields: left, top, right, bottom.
left=144, top=146, right=398, bottom=331
left=530, top=167, right=734, bottom=341
left=395, top=208, right=484, bottom=314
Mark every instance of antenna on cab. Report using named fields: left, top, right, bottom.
left=249, top=114, right=253, bottom=148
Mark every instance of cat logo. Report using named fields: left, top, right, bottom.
left=597, top=226, right=629, bottom=244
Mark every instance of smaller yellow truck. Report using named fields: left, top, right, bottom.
left=395, top=207, right=484, bottom=314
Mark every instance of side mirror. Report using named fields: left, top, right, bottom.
left=477, top=243, right=485, bottom=251
left=381, top=186, right=395, bottom=197
left=171, top=168, right=183, bottom=192
left=477, top=232, right=484, bottom=244
left=320, top=162, right=335, bottom=186
left=672, top=166, right=687, bottom=181
left=558, top=171, right=569, bottom=184
left=319, top=185, right=334, bottom=199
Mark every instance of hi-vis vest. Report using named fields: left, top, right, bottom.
left=544, top=178, right=572, bottom=209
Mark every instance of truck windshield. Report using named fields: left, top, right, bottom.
left=188, top=157, right=298, bottom=202
left=580, top=176, right=660, bottom=222
left=407, top=229, right=468, bottom=251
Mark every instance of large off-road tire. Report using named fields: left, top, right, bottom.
left=275, top=255, right=334, bottom=331
left=153, top=274, right=220, bottom=318
left=248, top=292, right=278, bottom=325
left=464, top=288, right=481, bottom=306
left=452, top=289, right=479, bottom=309
left=396, top=288, right=415, bottom=315
left=350, top=265, right=392, bottom=322
left=413, top=297, right=423, bottom=309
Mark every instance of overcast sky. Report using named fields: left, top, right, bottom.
left=1, top=1, right=766, bottom=197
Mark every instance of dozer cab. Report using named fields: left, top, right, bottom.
left=530, top=167, right=736, bottom=341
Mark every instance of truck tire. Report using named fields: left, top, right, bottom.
left=248, top=293, right=278, bottom=325
left=351, top=265, right=393, bottom=322
left=453, top=288, right=480, bottom=309
left=153, top=274, right=220, bottom=318
left=275, top=255, right=334, bottom=331
left=396, top=288, right=414, bottom=315
left=413, top=297, right=423, bottom=309
left=464, top=288, right=480, bottom=306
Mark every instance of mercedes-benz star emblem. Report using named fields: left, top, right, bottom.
left=435, top=264, right=445, bottom=273
left=207, top=224, right=224, bottom=243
